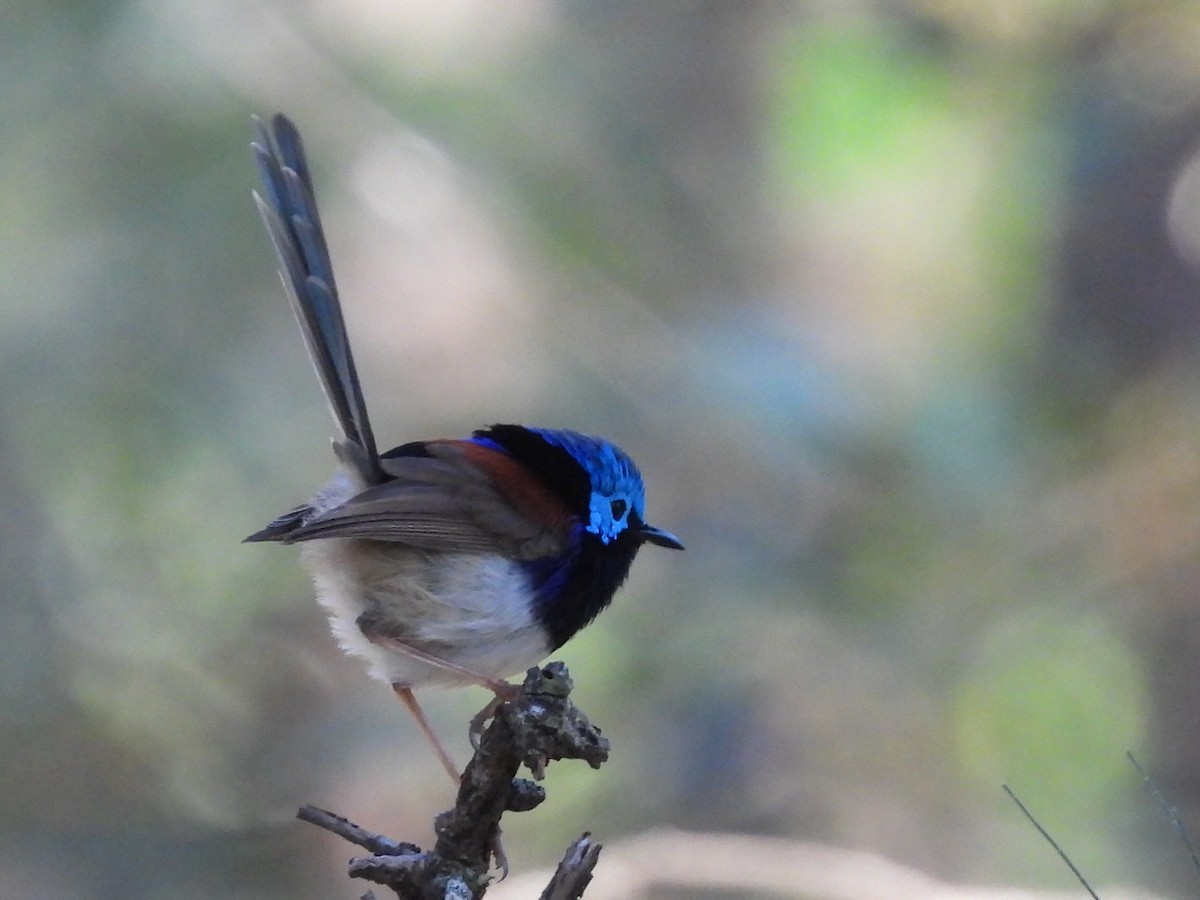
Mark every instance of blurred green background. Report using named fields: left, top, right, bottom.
left=7, top=1, right=1200, bottom=897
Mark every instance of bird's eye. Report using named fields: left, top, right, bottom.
left=610, top=498, right=627, bottom=520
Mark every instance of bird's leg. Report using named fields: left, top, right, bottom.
left=392, top=684, right=510, bottom=875
left=379, top=635, right=520, bottom=776
left=375, top=633, right=518, bottom=698
left=392, top=684, right=460, bottom=785
left=384, top=642, right=520, bottom=877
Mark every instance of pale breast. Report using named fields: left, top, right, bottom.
left=300, top=538, right=551, bottom=688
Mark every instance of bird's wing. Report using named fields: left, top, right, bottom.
left=268, top=443, right=570, bottom=560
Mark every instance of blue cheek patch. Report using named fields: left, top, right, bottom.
left=587, top=492, right=633, bottom=544
left=586, top=493, right=614, bottom=543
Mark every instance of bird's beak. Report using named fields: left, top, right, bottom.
left=639, top=523, right=684, bottom=550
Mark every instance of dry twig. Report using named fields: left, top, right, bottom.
left=300, top=662, right=608, bottom=899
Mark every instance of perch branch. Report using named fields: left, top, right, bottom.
left=299, top=662, right=609, bottom=899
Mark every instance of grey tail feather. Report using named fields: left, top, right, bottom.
left=250, top=113, right=383, bottom=486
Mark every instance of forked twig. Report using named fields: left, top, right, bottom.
left=300, top=662, right=609, bottom=899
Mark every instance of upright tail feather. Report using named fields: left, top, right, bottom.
left=250, top=113, right=383, bottom=486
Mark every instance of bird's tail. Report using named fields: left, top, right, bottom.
left=250, top=113, right=383, bottom=486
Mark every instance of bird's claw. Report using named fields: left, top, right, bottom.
left=490, top=828, right=509, bottom=879
left=468, top=683, right=518, bottom=749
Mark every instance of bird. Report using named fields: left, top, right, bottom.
left=244, top=113, right=683, bottom=780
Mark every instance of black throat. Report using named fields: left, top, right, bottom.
left=527, top=530, right=642, bottom=651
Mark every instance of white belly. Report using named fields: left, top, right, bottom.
left=300, top=538, right=551, bottom=688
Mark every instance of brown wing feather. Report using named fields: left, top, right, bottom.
left=279, top=445, right=567, bottom=560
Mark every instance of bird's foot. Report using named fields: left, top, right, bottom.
left=469, top=686, right=516, bottom=750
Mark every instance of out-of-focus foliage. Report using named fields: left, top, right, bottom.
left=6, top=1, right=1200, bottom=897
